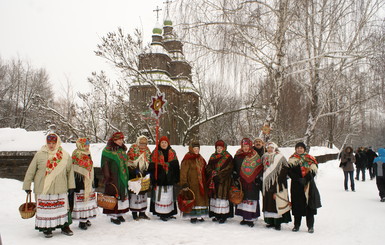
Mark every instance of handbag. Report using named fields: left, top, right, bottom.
left=19, top=192, right=36, bottom=219
left=229, top=179, right=244, bottom=205
left=97, top=183, right=118, bottom=210
left=339, top=161, right=347, bottom=168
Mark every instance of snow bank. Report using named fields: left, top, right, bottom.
left=0, top=128, right=340, bottom=167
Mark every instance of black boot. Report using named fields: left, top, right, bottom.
left=292, top=226, right=299, bottom=232
left=86, top=220, right=92, bottom=227
left=43, top=229, right=53, bottom=238
left=110, top=218, right=121, bottom=225
left=117, top=216, right=125, bottom=222
left=79, top=222, right=88, bottom=230
left=132, top=212, right=139, bottom=221
left=61, top=226, right=73, bottom=236
left=190, top=218, right=197, bottom=224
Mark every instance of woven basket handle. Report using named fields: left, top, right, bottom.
left=181, top=187, right=195, bottom=200
left=25, top=192, right=32, bottom=212
left=106, top=183, right=119, bottom=198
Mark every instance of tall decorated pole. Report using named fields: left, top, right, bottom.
left=149, top=92, right=167, bottom=183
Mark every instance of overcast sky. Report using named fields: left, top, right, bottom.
left=0, top=0, right=165, bottom=96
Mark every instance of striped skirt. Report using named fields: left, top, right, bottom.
left=72, top=189, right=98, bottom=220
left=35, top=193, right=69, bottom=229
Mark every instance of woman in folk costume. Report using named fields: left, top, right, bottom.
left=127, top=135, right=151, bottom=220
left=233, top=138, right=264, bottom=227
left=23, top=133, right=75, bottom=238
left=205, top=140, right=234, bottom=224
left=288, top=142, right=321, bottom=233
left=70, top=138, right=98, bottom=230
left=101, top=132, right=130, bottom=225
left=180, top=141, right=209, bottom=223
left=261, top=142, right=291, bottom=231
left=148, top=136, right=180, bottom=221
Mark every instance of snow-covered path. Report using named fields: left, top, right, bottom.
left=1, top=160, right=384, bottom=245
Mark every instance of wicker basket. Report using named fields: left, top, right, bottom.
left=19, top=192, right=36, bottom=219
left=229, top=180, right=244, bottom=205
left=177, top=188, right=196, bottom=213
left=129, top=172, right=150, bottom=192
left=97, top=183, right=118, bottom=210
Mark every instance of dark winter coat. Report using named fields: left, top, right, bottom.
left=148, top=146, right=180, bottom=186
left=180, top=151, right=209, bottom=207
left=287, top=153, right=320, bottom=216
left=355, top=150, right=368, bottom=169
left=205, top=151, right=234, bottom=200
left=340, top=147, right=356, bottom=172
left=366, top=149, right=378, bottom=168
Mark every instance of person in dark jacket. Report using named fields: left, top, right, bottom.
left=206, top=140, right=234, bottom=224
left=233, top=138, right=264, bottom=227
left=355, top=147, right=368, bottom=181
left=366, top=147, right=378, bottom=180
left=340, top=146, right=356, bottom=191
left=148, top=136, right=180, bottom=221
left=373, top=148, right=385, bottom=202
left=288, top=142, right=321, bottom=234
left=101, top=132, right=129, bottom=225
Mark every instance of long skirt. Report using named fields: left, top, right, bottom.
left=235, top=199, right=260, bottom=221
left=264, top=211, right=292, bottom=226
left=35, top=193, right=70, bottom=230
left=72, top=189, right=98, bottom=220
left=183, top=206, right=209, bottom=219
left=209, top=198, right=233, bottom=219
left=150, top=185, right=177, bottom=217
left=129, top=193, right=148, bottom=212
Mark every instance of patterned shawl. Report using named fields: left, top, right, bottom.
left=236, top=148, right=263, bottom=190
left=72, top=137, right=94, bottom=201
left=151, top=147, right=177, bottom=174
left=262, top=152, right=287, bottom=195
left=127, top=136, right=151, bottom=173
left=288, top=152, right=318, bottom=176
left=102, top=139, right=129, bottom=190
left=41, top=134, right=70, bottom=194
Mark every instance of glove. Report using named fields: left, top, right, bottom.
left=25, top=190, right=32, bottom=194
left=297, top=178, right=306, bottom=185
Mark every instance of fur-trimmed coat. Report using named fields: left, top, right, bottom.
left=180, top=151, right=209, bottom=207
left=205, top=151, right=234, bottom=200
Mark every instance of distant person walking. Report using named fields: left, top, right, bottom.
left=340, top=146, right=356, bottom=191
left=366, top=147, right=378, bottom=180
left=373, top=148, right=385, bottom=202
left=355, top=147, right=368, bottom=181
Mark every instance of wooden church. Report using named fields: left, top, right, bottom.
left=128, top=16, right=199, bottom=145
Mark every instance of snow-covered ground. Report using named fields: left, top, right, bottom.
left=1, top=160, right=384, bottom=245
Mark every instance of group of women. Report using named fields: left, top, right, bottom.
left=23, top=132, right=322, bottom=238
